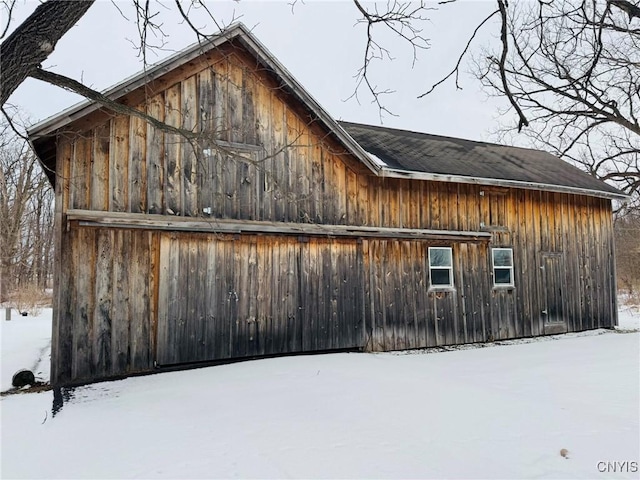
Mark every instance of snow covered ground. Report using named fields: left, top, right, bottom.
left=1, top=307, right=638, bottom=479
left=618, top=302, right=640, bottom=331
left=0, top=308, right=52, bottom=392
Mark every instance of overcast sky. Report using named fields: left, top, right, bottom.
left=8, top=0, right=512, bottom=143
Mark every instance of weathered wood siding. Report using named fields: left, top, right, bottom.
left=50, top=43, right=617, bottom=385
left=156, top=234, right=363, bottom=366
left=52, top=226, right=157, bottom=383
left=62, top=46, right=370, bottom=224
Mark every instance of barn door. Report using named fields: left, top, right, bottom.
left=156, top=233, right=365, bottom=367
left=540, top=253, right=568, bottom=334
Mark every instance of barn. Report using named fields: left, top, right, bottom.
left=28, top=23, right=627, bottom=387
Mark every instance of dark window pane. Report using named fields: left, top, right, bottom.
left=493, top=249, right=513, bottom=267
left=430, top=248, right=452, bottom=267
left=431, top=269, right=451, bottom=286
left=494, top=268, right=512, bottom=285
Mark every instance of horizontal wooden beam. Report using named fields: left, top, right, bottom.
left=66, top=209, right=492, bottom=242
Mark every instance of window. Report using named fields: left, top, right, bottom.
left=429, top=247, right=454, bottom=288
left=492, top=248, right=514, bottom=287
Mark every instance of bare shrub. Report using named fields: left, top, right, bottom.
left=8, top=284, right=50, bottom=316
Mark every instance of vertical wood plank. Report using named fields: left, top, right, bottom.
left=223, top=238, right=236, bottom=359
left=246, top=239, right=259, bottom=355
left=346, top=167, right=358, bottom=226
left=199, top=68, right=215, bottom=135
left=72, top=228, right=95, bottom=380
left=182, top=75, right=198, bottom=216
left=130, top=230, right=151, bottom=370
left=456, top=242, right=468, bottom=344
left=92, top=229, right=113, bottom=377
left=213, top=58, right=229, bottom=142
left=310, top=141, right=324, bottom=223
left=272, top=98, right=286, bottom=221
left=530, top=191, right=543, bottom=336
left=297, top=124, right=311, bottom=223
left=111, top=230, right=131, bottom=373
left=228, top=59, right=244, bottom=143
left=164, top=83, right=182, bottom=216
left=91, top=122, right=110, bottom=211
left=146, top=94, right=165, bottom=214
left=71, top=135, right=91, bottom=210
left=128, top=111, right=147, bottom=213
left=357, top=173, right=369, bottom=226
left=254, top=78, right=272, bottom=221
left=182, top=237, right=197, bottom=361
left=222, top=151, right=238, bottom=218
left=234, top=239, right=250, bottom=357
left=109, top=116, right=130, bottom=212
left=236, top=152, right=255, bottom=220
left=254, top=237, right=267, bottom=355
left=430, top=184, right=441, bottom=230
left=315, top=240, right=328, bottom=350
left=156, top=234, right=170, bottom=365
left=191, top=237, right=207, bottom=360
left=413, top=242, right=428, bottom=348
left=242, top=68, right=257, bottom=145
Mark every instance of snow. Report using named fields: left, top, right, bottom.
left=364, top=149, right=387, bottom=168
left=618, top=303, right=640, bottom=331
left=0, top=308, right=52, bottom=391
left=1, top=308, right=639, bottom=479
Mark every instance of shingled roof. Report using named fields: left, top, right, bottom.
left=340, top=121, right=626, bottom=200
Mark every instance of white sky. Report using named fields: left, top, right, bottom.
left=7, top=0, right=512, bottom=142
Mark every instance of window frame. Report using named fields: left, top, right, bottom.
left=492, top=247, right=515, bottom=288
left=428, top=246, right=454, bottom=289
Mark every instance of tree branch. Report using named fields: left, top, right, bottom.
left=0, top=0, right=96, bottom=106
left=496, top=0, right=529, bottom=132
left=418, top=8, right=499, bottom=97
left=611, top=0, right=640, bottom=21
left=28, top=67, right=201, bottom=142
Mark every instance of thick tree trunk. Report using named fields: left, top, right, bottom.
left=0, top=0, right=95, bottom=106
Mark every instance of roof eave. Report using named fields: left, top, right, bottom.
left=380, top=167, right=629, bottom=201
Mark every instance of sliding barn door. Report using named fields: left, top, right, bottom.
left=156, top=233, right=364, bottom=366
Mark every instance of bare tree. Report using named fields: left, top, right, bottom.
left=1, top=0, right=430, bottom=129
left=3, top=0, right=637, bottom=212
left=0, top=117, right=54, bottom=302
left=0, top=0, right=433, bottom=251
left=615, top=211, right=640, bottom=299
left=425, top=0, right=639, bottom=212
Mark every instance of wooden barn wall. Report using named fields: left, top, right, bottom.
left=51, top=193, right=615, bottom=384
left=51, top=226, right=157, bottom=384
left=156, top=233, right=363, bottom=366
left=51, top=44, right=617, bottom=384
left=50, top=193, right=615, bottom=384
left=360, top=189, right=616, bottom=352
